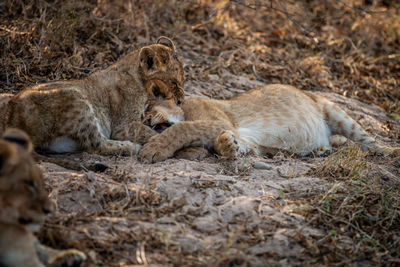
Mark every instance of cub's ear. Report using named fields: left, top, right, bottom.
left=139, top=47, right=157, bottom=75
left=2, top=128, right=33, bottom=153
left=156, top=36, right=177, bottom=56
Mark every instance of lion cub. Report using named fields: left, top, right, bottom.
left=139, top=84, right=399, bottom=162
left=0, top=129, right=86, bottom=267
left=1, top=37, right=184, bottom=156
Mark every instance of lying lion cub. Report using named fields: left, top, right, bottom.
left=0, top=129, right=86, bottom=267
left=1, top=36, right=184, bottom=156
left=139, top=84, right=399, bottom=162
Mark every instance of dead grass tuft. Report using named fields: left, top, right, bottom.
left=313, top=142, right=370, bottom=180
left=217, top=156, right=253, bottom=176
left=300, top=143, right=400, bottom=264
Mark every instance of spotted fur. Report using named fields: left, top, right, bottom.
left=1, top=37, right=184, bottom=157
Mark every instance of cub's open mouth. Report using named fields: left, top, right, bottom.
left=152, top=122, right=173, bottom=133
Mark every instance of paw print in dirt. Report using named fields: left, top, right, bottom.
left=214, top=130, right=239, bottom=158
left=139, top=138, right=174, bottom=163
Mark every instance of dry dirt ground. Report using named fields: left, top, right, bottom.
left=37, top=77, right=400, bottom=266
left=1, top=0, right=400, bottom=266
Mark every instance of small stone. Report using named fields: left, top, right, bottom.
left=253, top=162, right=272, bottom=170
left=250, top=174, right=257, bottom=179
left=208, top=74, right=219, bottom=81
left=88, top=250, right=96, bottom=261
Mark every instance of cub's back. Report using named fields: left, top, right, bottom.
left=229, top=84, right=324, bottom=123
left=0, top=94, right=13, bottom=134
left=233, top=84, right=322, bottom=110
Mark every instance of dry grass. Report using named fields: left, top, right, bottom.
left=300, top=144, right=400, bottom=264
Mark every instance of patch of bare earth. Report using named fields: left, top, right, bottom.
left=1, top=0, right=399, bottom=265
left=36, top=79, right=400, bottom=266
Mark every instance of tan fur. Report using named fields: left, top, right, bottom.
left=0, top=94, right=13, bottom=126
left=139, top=84, right=400, bottom=162
left=0, top=37, right=184, bottom=156
left=0, top=129, right=86, bottom=267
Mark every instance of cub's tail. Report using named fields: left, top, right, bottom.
left=323, top=99, right=400, bottom=157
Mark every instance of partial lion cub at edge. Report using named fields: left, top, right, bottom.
left=140, top=84, right=400, bottom=162
left=1, top=37, right=184, bottom=157
left=0, top=129, right=86, bottom=267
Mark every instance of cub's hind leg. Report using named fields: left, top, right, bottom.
left=329, top=135, right=348, bottom=147
left=57, top=100, right=141, bottom=156
left=323, top=100, right=400, bottom=156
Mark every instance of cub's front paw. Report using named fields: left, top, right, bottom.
left=139, top=141, right=173, bottom=163
left=214, top=130, right=239, bottom=158
left=48, top=249, right=87, bottom=267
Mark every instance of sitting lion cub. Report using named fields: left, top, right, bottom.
left=1, top=37, right=184, bottom=156
left=139, top=84, right=399, bottom=162
left=0, top=129, right=86, bottom=267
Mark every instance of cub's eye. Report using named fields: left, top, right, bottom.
left=177, top=100, right=182, bottom=106
left=172, top=81, right=178, bottom=88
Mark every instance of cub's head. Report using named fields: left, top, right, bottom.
left=0, top=128, right=54, bottom=232
left=142, top=87, right=184, bottom=133
left=139, top=36, right=185, bottom=104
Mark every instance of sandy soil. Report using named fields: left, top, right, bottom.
left=38, top=78, right=400, bottom=266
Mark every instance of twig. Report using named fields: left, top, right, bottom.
left=0, top=26, right=30, bottom=35
left=334, top=0, right=387, bottom=14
